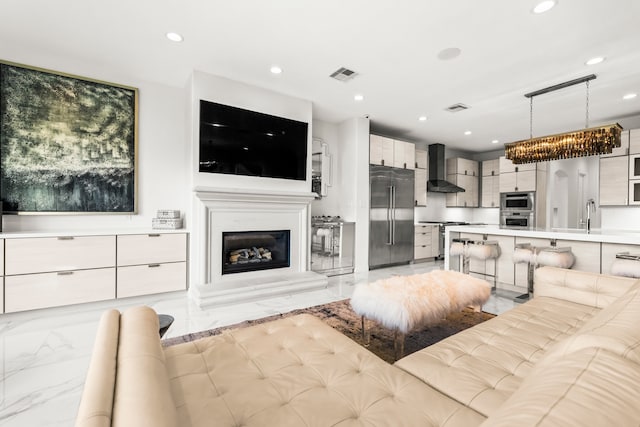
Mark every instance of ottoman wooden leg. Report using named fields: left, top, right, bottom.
left=361, top=315, right=370, bottom=347
left=393, top=330, right=405, bottom=360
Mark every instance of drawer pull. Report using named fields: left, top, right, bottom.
left=57, top=236, right=74, bottom=240
left=148, top=234, right=161, bottom=237
left=148, top=264, right=161, bottom=268
left=57, top=271, right=74, bottom=276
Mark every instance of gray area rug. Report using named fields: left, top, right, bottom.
left=162, top=299, right=495, bottom=363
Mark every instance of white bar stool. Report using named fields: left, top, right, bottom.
left=450, top=238, right=471, bottom=274
left=467, top=239, right=501, bottom=291
left=512, top=243, right=534, bottom=302
left=611, top=252, right=640, bottom=278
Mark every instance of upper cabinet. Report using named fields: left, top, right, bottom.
left=481, top=159, right=500, bottom=208
left=498, top=156, right=545, bottom=193
left=630, top=129, right=640, bottom=154
left=598, top=128, right=640, bottom=206
left=369, top=134, right=415, bottom=169
left=601, top=130, right=630, bottom=157
left=414, top=149, right=428, bottom=206
left=446, top=157, right=479, bottom=208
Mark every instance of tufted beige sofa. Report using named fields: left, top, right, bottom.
left=76, top=266, right=640, bottom=426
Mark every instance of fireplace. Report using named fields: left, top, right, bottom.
left=222, top=230, right=291, bottom=275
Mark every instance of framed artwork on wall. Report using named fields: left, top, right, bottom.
left=0, top=60, right=138, bottom=214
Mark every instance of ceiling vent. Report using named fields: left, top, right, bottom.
left=330, top=67, right=358, bottom=82
left=445, top=103, right=470, bottom=113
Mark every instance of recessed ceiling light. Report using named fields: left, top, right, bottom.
left=623, top=93, right=638, bottom=100
left=585, top=56, right=605, bottom=66
left=166, top=32, right=183, bottom=42
left=437, top=47, right=462, bottom=61
left=532, top=0, right=557, bottom=14
left=270, top=66, right=282, bottom=74
left=354, top=94, right=364, bottom=101
left=492, top=139, right=499, bottom=144
left=464, top=131, right=472, bottom=135
left=418, top=116, right=427, bottom=121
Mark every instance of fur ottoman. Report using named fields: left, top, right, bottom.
left=350, top=270, right=491, bottom=358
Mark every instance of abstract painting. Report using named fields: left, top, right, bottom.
left=0, top=61, right=137, bottom=213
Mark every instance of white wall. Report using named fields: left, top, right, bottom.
left=190, top=71, right=313, bottom=194
left=601, top=206, right=640, bottom=231
left=0, top=53, right=189, bottom=232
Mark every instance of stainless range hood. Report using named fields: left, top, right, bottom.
left=427, top=143, right=465, bottom=193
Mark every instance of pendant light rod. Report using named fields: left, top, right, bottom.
left=524, top=74, right=597, bottom=98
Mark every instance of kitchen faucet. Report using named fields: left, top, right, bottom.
left=586, top=198, right=596, bottom=233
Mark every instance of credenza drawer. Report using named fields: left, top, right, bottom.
left=5, top=268, right=115, bottom=313
left=117, top=233, right=187, bottom=266
left=414, top=245, right=432, bottom=259
left=117, top=262, right=186, bottom=298
left=5, top=236, right=115, bottom=275
left=415, top=232, right=433, bottom=246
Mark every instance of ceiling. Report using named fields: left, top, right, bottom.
left=2, top=0, right=640, bottom=152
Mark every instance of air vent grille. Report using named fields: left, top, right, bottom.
left=445, top=103, right=470, bottom=112
left=330, top=67, right=358, bottom=82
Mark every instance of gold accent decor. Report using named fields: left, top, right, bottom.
left=505, top=123, right=623, bottom=164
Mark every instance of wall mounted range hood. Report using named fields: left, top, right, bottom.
left=427, top=143, right=465, bottom=193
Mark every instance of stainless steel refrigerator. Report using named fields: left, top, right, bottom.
left=369, top=165, right=415, bottom=268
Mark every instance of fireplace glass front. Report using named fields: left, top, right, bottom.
left=222, top=230, right=291, bottom=275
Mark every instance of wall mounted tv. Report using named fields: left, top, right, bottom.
left=199, top=100, right=308, bottom=181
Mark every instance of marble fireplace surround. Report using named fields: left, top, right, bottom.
left=191, top=187, right=328, bottom=306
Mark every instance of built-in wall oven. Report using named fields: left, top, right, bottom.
left=500, top=192, right=534, bottom=211
left=500, top=191, right=535, bottom=229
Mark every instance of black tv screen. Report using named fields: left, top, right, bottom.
left=199, top=100, right=308, bottom=180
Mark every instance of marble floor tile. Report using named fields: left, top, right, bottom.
left=0, top=261, right=515, bottom=426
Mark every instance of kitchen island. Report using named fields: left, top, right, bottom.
left=445, top=225, right=640, bottom=294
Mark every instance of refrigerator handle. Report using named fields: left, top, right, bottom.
left=387, top=186, right=393, bottom=245
left=391, top=185, right=396, bottom=245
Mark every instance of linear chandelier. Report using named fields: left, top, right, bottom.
left=505, top=74, right=623, bottom=164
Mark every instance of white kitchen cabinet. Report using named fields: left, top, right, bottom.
left=117, top=233, right=188, bottom=297
left=414, top=225, right=438, bottom=260
left=370, top=134, right=414, bottom=169
left=118, top=262, right=187, bottom=298
left=415, top=149, right=428, bottom=169
left=447, top=157, right=479, bottom=176
left=629, top=180, right=640, bottom=205
left=599, top=156, right=629, bottom=206
left=5, top=236, right=115, bottom=275
left=414, top=168, right=427, bottom=206
left=630, top=129, right=640, bottom=154
left=498, top=156, right=544, bottom=193
left=0, top=240, right=3, bottom=314
left=2, top=231, right=188, bottom=313
left=481, top=159, right=500, bottom=208
left=446, top=158, right=479, bottom=207
left=5, top=268, right=115, bottom=313
left=601, top=129, right=629, bottom=157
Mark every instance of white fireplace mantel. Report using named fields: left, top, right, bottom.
left=190, top=187, right=327, bottom=306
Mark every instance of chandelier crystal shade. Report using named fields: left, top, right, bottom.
left=505, top=123, right=622, bottom=164
left=505, top=74, right=623, bottom=164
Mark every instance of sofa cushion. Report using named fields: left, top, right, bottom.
left=479, top=346, right=640, bottom=427
left=394, top=296, right=598, bottom=417
left=164, top=313, right=486, bottom=427
left=534, top=266, right=638, bottom=308
left=538, top=278, right=640, bottom=367
left=75, top=309, right=120, bottom=427
left=112, top=306, right=178, bottom=427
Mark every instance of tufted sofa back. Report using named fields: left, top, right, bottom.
left=534, top=266, right=638, bottom=308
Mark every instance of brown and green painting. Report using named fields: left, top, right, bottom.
left=0, top=62, right=137, bottom=213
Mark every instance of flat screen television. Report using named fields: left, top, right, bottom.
left=199, top=100, right=308, bottom=180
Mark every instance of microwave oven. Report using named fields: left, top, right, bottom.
left=500, top=192, right=534, bottom=211
left=500, top=211, right=534, bottom=229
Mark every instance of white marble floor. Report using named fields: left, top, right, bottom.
left=0, top=261, right=518, bottom=427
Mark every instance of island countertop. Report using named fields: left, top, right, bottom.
left=446, top=225, right=640, bottom=245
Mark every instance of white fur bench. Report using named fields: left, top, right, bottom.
left=350, top=270, right=492, bottom=358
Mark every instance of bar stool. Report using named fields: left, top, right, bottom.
left=450, top=238, right=471, bottom=273
left=467, top=239, right=501, bottom=291
left=512, top=243, right=535, bottom=302
left=611, top=252, right=640, bottom=278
